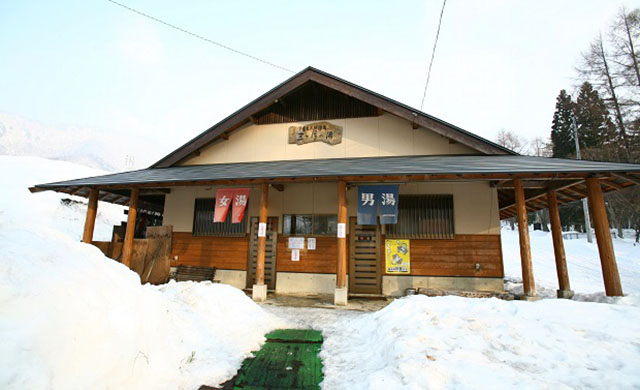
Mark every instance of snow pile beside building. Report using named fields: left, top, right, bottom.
left=0, top=155, right=126, bottom=241
left=320, top=295, right=640, bottom=389
left=501, top=228, right=640, bottom=297
left=0, top=155, right=282, bottom=389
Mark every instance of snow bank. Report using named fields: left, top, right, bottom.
left=0, top=155, right=126, bottom=241
left=0, top=155, right=283, bottom=389
left=320, top=295, right=640, bottom=390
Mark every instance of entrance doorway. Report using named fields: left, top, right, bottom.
left=348, top=217, right=382, bottom=294
left=247, top=217, right=278, bottom=290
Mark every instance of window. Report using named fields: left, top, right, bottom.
left=386, top=195, right=454, bottom=239
left=193, top=198, right=247, bottom=237
left=283, top=214, right=337, bottom=236
left=313, top=215, right=338, bottom=235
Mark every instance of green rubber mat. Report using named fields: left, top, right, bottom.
left=265, top=329, right=323, bottom=343
left=233, top=329, right=324, bottom=390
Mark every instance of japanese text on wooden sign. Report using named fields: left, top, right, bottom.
left=288, top=121, right=343, bottom=145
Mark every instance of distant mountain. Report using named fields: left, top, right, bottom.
left=0, top=113, right=158, bottom=172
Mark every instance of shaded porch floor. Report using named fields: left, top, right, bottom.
left=256, top=293, right=392, bottom=312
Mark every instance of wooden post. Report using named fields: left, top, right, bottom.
left=586, top=177, right=623, bottom=296
left=336, top=180, right=348, bottom=290
left=256, top=183, right=269, bottom=286
left=121, top=187, right=139, bottom=269
left=82, top=188, right=99, bottom=244
left=547, top=190, right=572, bottom=298
left=514, top=178, right=536, bottom=297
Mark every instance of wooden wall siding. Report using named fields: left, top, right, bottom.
left=276, top=236, right=341, bottom=274
left=172, top=232, right=248, bottom=270
left=252, top=82, right=379, bottom=124
left=171, top=233, right=502, bottom=277
left=389, top=234, right=504, bottom=278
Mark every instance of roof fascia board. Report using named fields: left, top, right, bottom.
left=305, top=70, right=512, bottom=156
left=151, top=70, right=313, bottom=168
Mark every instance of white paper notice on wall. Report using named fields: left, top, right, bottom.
left=291, top=249, right=300, bottom=261
left=307, top=237, right=316, bottom=250
left=258, top=222, right=267, bottom=237
left=288, top=237, right=305, bottom=249
left=337, top=223, right=346, bottom=238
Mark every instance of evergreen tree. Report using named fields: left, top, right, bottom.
left=574, top=82, right=617, bottom=152
left=550, top=90, right=575, bottom=158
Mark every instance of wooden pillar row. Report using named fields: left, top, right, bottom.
left=514, top=178, right=536, bottom=298
left=122, top=187, right=139, bottom=269
left=586, top=178, right=623, bottom=296
left=82, top=188, right=99, bottom=244
left=547, top=190, right=573, bottom=298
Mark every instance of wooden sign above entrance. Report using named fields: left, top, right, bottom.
left=288, top=121, right=343, bottom=145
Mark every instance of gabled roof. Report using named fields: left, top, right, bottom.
left=151, top=67, right=515, bottom=168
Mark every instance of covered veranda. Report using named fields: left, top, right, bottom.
left=30, top=154, right=640, bottom=303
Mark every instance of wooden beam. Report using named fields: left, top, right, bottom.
left=336, top=180, right=348, bottom=290
left=121, top=188, right=139, bottom=269
left=600, top=178, right=623, bottom=190
left=255, top=183, right=269, bottom=286
left=82, top=188, right=99, bottom=244
left=586, top=178, right=623, bottom=296
left=248, top=115, right=258, bottom=124
left=564, top=186, right=587, bottom=198
left=412, top=122, right=419, bottom=130
left=611, top=172, right=640, bottom=185
left=220, top=133, right=229, bottom=140
left=514, top=178, right=536, bottom=297
left=271, top=184, right=284, bottom=192
left=547, top=190, right=571, bottom=296
left=499, top=179, right=585, bottom=211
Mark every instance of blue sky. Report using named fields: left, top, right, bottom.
left=1, top=0, right=637, bottom=166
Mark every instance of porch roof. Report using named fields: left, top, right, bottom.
left=30, top=154, right=640, bottom=187
left=29, top=154, right=640, bottom=219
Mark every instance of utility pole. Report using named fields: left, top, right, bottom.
left=572, top=117, right=594, bottom=243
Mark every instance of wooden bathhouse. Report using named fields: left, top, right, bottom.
left=31, top=67, right=640, bottom=304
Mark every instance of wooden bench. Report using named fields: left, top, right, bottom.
left=173, top=265, right=218, bottom=282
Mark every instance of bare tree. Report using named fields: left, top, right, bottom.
left=495, top=129, right=528, bottom=154
left=610, top=7, right=640, bottom=88
left=529, top=136, right=552, bottom=157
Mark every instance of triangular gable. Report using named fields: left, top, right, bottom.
left=151, top=67, right=515, bottom=168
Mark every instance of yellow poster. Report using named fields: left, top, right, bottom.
left=385, top=239, right=410, bottom=274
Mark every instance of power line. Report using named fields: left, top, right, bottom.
left=420, top=0, right=448, bottom=111
left=105, top=0, right=295, bottom=74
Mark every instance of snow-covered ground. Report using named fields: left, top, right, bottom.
left=501, top=227, right=640, bottom=300
left=2, top=155, right=640, bottom=389
left=268, top=296, right=640, bottom=389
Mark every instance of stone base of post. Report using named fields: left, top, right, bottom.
left=334, top=287, right=348, bottom=306
left=252, top=284, right=267, bottom=302
left=557, top=289, right=575, bottom=299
